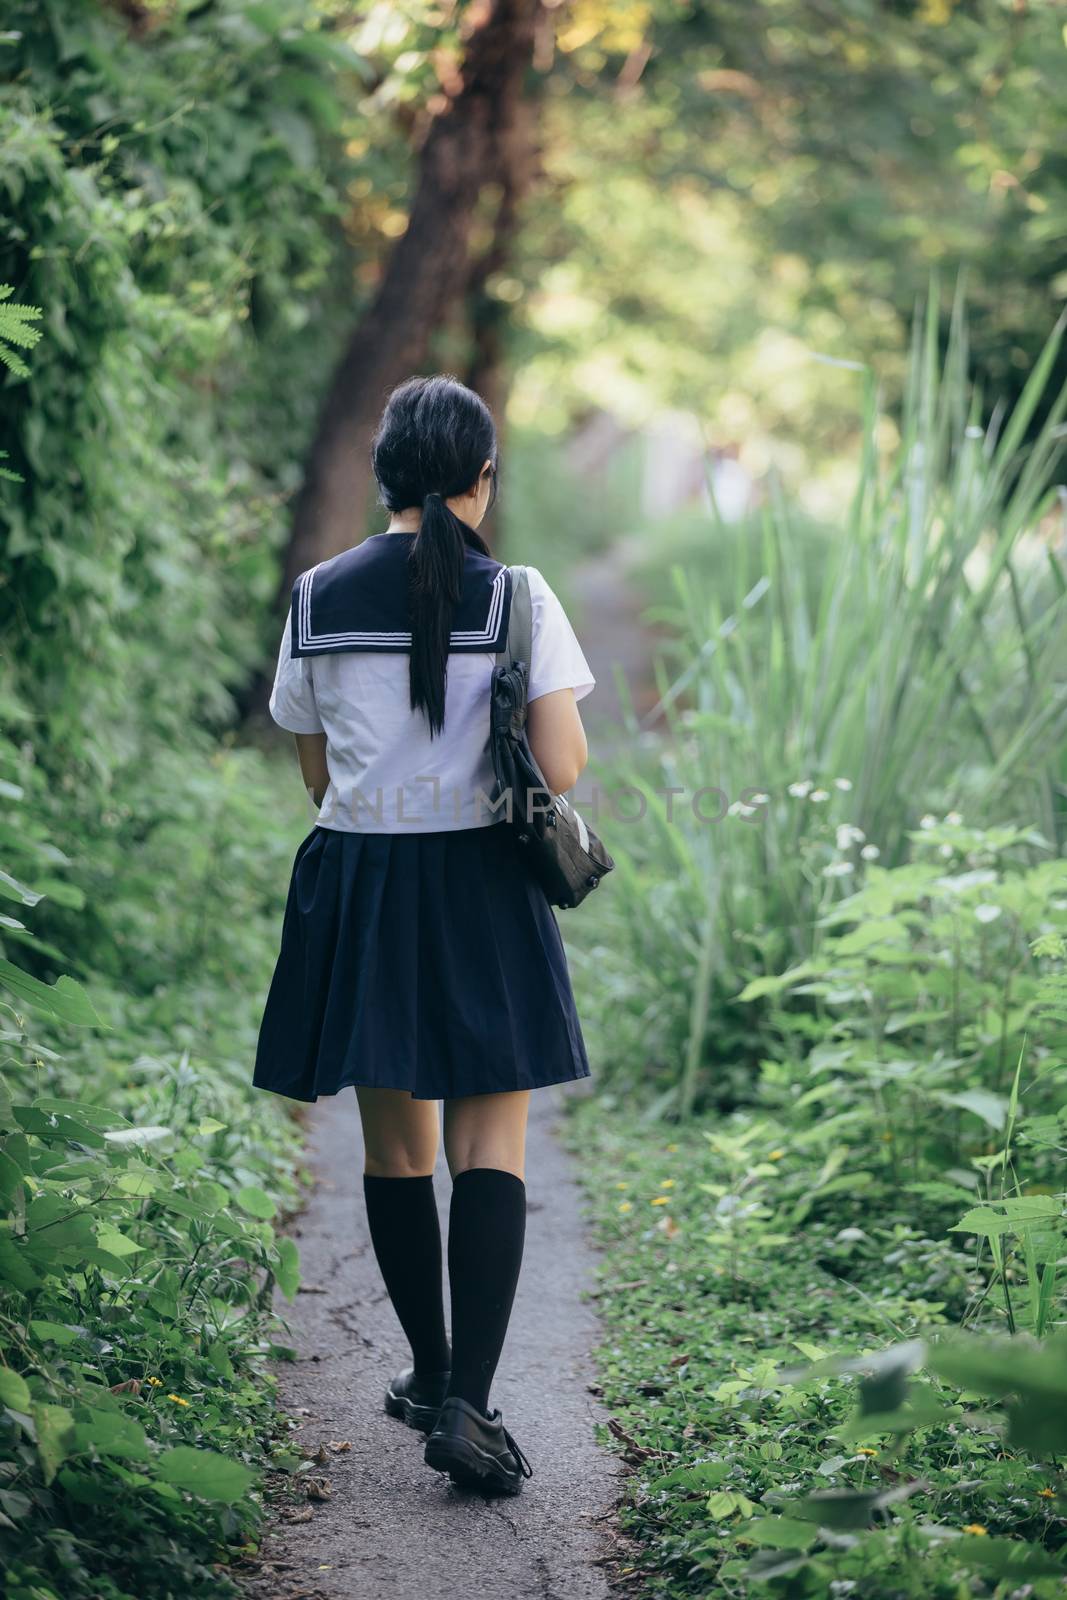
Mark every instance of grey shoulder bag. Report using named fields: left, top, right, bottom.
left=487, top=565, right=615, bottom=910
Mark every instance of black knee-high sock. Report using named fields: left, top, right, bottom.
left=446, top=1167, right=527, bottom=1417
left=362, top=1174, right=451, bottom=1376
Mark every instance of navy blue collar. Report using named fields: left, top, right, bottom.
left=290, top=532, right=512, bottom=657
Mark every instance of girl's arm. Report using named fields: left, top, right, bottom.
left=526, top=688, right=588, bottom=796
left=294, top=732, right=330, bottom=807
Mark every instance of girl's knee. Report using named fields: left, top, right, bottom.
left=363, top=1150, right=437, bottom=1179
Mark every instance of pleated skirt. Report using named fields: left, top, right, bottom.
left=252, top=822, right=592, bottom=1102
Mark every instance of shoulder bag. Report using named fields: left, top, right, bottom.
left=487, top=566, right=615, bottom=909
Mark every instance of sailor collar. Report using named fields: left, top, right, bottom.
left=291, top=532, right=512, bottom=658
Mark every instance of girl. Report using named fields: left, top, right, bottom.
left=254, top=374, right=596, bottom=1495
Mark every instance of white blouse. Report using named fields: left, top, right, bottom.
left=269, top=564, right=595, bottom=833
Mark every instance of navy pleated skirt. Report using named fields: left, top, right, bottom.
left=253, top=822, right=592, bottom=1102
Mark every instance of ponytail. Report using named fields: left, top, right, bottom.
left=408, top=492, right=469, bottom=737
left=371, top=373, right=499, bottom=737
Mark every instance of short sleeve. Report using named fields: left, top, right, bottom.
left=525, top=566, right=596, bottom=704
left=269, top=607, right=325, bottom=734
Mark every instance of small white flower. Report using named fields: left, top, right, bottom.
left=836, top=824, right=866, bottom=850
left=748, top=792, right=770, bottom=805
left=974, top=903, right=1002, bottom=924
left=945, top=811, right=962, bottom=826
left=823, top=860, right=854, bottom=877
left=939, top=843, right=954, bottom=858
left=728, top=801, right=756, bottom=817
left=919, top=813, right=938, bottom=830
left=809, top=789, right=830, bottom=803
left=860, top=844, right=881, bottom=861
left=833, top=777, right=853, bottom=792
left=964, top=425, right=984, bottom=439
left=788, top=780, right=813, bottom=798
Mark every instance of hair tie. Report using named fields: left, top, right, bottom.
left=424, top=489, right=442, bottom=504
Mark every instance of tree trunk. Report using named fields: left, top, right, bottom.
left=279, top=0, right=544, bottom=602
left=461, top=93, right=539, bottom=554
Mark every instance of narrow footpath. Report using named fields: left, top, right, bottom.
left=243, top=1087, right=623, bottom=1600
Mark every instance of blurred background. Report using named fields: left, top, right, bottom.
left=2, top=6, right=1067, bottom=1595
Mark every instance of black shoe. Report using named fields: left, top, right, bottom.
left=423, top=1396, right=534, bottom=1495
left=384, top=1366, right=451, bottom=1432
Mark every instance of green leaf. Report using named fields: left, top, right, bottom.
left=0, top=1149, right=25, bottom=1210
left=707, top=1489, right=755, bottom=1518
left=0, top=961, right=103, bottom=1026
left=0, top=1235, right=42, bottom=1290
left=157, top=1446, right=256, bottom=1503
left=103, top=1125, right=172, bottom=1146
left=743, top=1517, right=817, bottom=1550
left=935, top=1088, right=1009, bottom=1130
left=93, top=1224, right=143, bottom=1258
left=1006, top=1392, right=1067, bottom=1455
left=29, top=1320, right=81, bottom=1346
left=804, top=1491, right=880, bottom=1530
left=950, top=1199, right=1061, bottom=1237
left=236, top=1184, right=276, bottom=1220
left=649, top=1458, right=729, bottom=1493
left=57, top=1467, right=114, bottom=1505
left=954, top=1534, right=1065, bottom=1578
left=72, top=1410, right=150, bottom=1462
left=206, top=1341, right=235, bottom=1380
left=928, top=1333, right=1067, bottom=1401
left=34, top=1403, right=75, bottom=1484
left=275, top=1236, right=300, bottom=1300
left=115, top=1169, right=159, bottom=1197
left=34, top=1098, right=131, bottom=1131
left=0, top=868, right=43, bottom=906
left=0, top=1369, right=31, bottom=1411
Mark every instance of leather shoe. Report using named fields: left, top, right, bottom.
left=423, top=1395, right=533, bottom=1494
left=384, top=1366, right=451, bottom=1432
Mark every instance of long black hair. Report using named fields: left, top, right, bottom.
left=370, top=374, right=499, bottom=737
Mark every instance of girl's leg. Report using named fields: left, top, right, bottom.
left=441, top=1090, right=530, bottom=1416
left=356, top=1087, right=451, bottom=1376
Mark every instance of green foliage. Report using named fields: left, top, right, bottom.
left=517, top=0, right=1067, bottom=459
left=0, top=285, right=41, bottom=381
left=570, top=302, right=1067, bottom=1114
left=0, top=732, right=310, bottom=1599
left=0, top=0, right=369, bottom=794
left=563, top=858, right=1067, bottom=1595
left=744, top=821, right=1067, bottom=1169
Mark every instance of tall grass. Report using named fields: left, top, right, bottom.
left=571, top=296, right=1067, bottom=1118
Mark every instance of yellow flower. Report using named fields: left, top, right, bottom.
left=650, top=1195, right=670, bottom=1206
left=882, top=1131, right=894, bottom=1141
left=1038, top=1487, right=1055, bottom=1499
left=768, top=1149, right=785, bottom=1161
left=618, top=1201, right=632, bottom=1213
left=659, top=1179, right=675, bottom=1189
left=615, top=1181, right=628, bottom=1190
left=147, top=1377, right=163, bottom=1388
left=167, top=1394, right=190, bottom=1407
left=665, top=1143, right=678, bottom=1153
left=962, top=1524, right=987, bottom=1536
left=855, top=1447, right=877, bottom=1457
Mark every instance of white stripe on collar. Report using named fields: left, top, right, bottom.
left=295, top=564, right=507, bottom=651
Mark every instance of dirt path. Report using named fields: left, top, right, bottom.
left=243, top=1084, right=622, bottom=1600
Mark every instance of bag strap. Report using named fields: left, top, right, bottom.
left=497, top=565, right=533, bottom=687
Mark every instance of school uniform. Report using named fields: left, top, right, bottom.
left=253, top=531, right=596, bottom=1103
